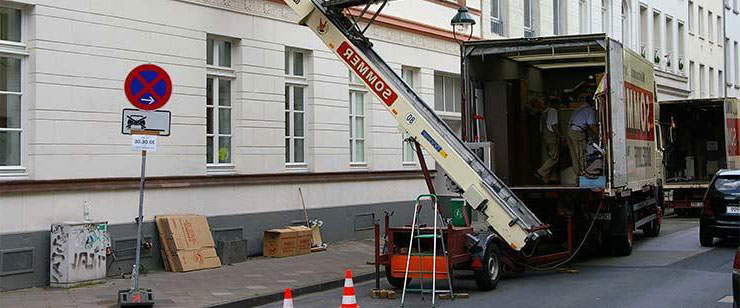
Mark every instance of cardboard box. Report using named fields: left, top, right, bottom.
left=288, top=226, right=312, bottom=256
left=263, top=228, right=297, bottom=257
left=263, top=226, right=313, bottom=257
left=155, top=214, right=221, bottom=272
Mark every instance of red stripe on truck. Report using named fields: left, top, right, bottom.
left=337, top=42, right=398, bottom=106
left=624, top=81, right=655, bottom=141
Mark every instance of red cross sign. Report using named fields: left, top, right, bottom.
left=124, top=64, right=172, bottom=110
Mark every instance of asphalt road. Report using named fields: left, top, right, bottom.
left=260, top=217, right=738, bottom=308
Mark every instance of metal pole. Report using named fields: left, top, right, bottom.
left=460, top=43, right=467, bottom=142
left=132, top=150, right=147, bottom=291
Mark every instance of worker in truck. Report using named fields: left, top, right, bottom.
left=567, top=95, right=598, bottom=177
left=535, top=98, right=561, bottom=184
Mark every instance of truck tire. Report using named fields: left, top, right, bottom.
left=611, top=200, right=633, bottom=256
left=699, top=224, right=714, bottom=247
left=384, top=266, right=410, bottom=289
left=474, top=242, right=501, bottom=291
left=642, top=218, right=661, bottom=237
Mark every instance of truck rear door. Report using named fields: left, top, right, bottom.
left=725, top=98, right=740, bottom=169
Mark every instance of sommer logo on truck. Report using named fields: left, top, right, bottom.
left=624, top=81, right=655, bottom=141
left=337, top=42, right=398, bottom=106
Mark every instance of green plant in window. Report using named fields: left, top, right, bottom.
left=219, top=147, right=229, bottom=162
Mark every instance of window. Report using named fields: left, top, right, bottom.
left=708, top=11, right=713, bottom=42
left=554, top=0, right=565, bottom=35
left=688, top=1, right=694, bottom=32
left=719, top=70, right=724, bottom=96
left=709, top=66, right=714, bottom=96
left=735, top=41, right=739, bottom=86
left=640, top=6, right=648, bottom=56
left=727, top=39, right=732, bottom=85
left=349, top=91, right=365, bottom=163
left=700, top=64, right=706, bottom=96
left=666, top=17, right=674, bottom=70
left=285, top=48, right=308, bottom=165
left=206, top=36, right=234, bottom=166
left=0, top=7, right=22, bottom=170
left=717, top=17, right=722, bottom=45
left=678, top=22, right=686, bottom=73
left=579, top=0, right=590, bottom=33
left=653, top=11, right=661, bottom=64
left=621, top=0, right=630, bottom=46
left=434, top=74, right=461, bottom=113
left=491, top=0, right=504, bottom=35
left=689, top=61, right=696, bottom=94
left=698, top=6, right=704, bottom=37
left=524, top=0, right=535, bottom=36
left=735, top=0, right=738, bottom=11
left=402, top=66, right=416, bottom=163
left=602, top=0, right=611, bottom=34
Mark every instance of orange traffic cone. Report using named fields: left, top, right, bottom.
left=283, top=288, right=294, bottom=308
left=341, top=269, right=359, bottom=308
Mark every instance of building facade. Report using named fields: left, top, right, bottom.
left=726, top=0, right=740, bottom=97
left=0, top=0, right=481, bottom=290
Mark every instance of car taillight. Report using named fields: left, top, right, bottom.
left=734, top=249, right=740, bottom=270
left=702, top=199, right=714, bottom=217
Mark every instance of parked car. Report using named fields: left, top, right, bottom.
left=734, top=248, right=740, bottom=308
left=700, top=169, right=740, bottom=247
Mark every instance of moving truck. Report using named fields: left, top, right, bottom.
left=450, top=34, right=663, bottom=257
left=660, top=98, right=740, bottom=216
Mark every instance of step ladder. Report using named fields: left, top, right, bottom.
left=400, top=194, right=454, bottom=308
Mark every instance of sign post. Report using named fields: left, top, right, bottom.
left=118, top=64, right=172, bottom=307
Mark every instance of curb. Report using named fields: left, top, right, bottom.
left=208, top=271, right=380, bottom=308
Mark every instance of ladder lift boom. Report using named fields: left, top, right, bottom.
left=282, top=0, right=551, bottom=251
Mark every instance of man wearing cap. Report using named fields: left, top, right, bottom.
left=567, top=96, right=597, bottom=177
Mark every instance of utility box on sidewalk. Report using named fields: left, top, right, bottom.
left=49, top=221, right=111, bottom=288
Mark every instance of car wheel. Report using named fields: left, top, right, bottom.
left=699, top=224, right=714, bottom=247
left=474, top=241, right=502, bottom=291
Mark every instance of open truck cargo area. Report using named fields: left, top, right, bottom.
left=660, top=97, right=740, bottom=215
left=459, top=34, right=663, bottom=258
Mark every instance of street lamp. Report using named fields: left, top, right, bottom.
left=451, top=7, right=475, bottom=141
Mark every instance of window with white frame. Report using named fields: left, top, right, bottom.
left=621, top=0, right=630, bottom=46
left=580, top=0, right=590, bottom=34
left=602, top=0, right=611, bottom=34
left=553, top=0, right=566, bottom=35
left=718, top=69, right=723, bottom=95
left=708, top=11, right=713, bottom=42
left=698, top=6, right=704, bottom=37
left=732, top=41, right=740, bottom=87
left=709, top=66, right=715, bottom=96
left=717, top=17, right=722, bottom=45
left=0, top=6, right=23, bottom=170
left=678, top=22, right=686, bottom=73
left=349, top=91, right=365, bottom=163
left=434, top=74, right=461, bottom=114
left=206, top=36, right=235, bottom=166
left=401, top=66, right=417, bottom=163
left=285, top=48, right=308, bottom=165
left=728, top=39, right=732, bottom=85
left=700, top=64, right=706, bottom=96
left=689, top=61, right=695, bottom=94
left=524, top=0, right=535, bottom=36
left=688, top=1, right=694, bottom=33
left=491, top=0, right=504, bottom=36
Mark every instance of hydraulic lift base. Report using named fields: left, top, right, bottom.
left=117, top=288, right=155, bottom=307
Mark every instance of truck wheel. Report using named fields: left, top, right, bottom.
left=642, top=218, right=661, bottom=237
left=699, top=224, right=714, bottom=247
left=384, top=266, right=411, bottom=289
left=474, top=242, right=501, bottom=291
left=611, top=201, right=633, bottom=256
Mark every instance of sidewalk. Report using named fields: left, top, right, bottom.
left=0, top=240, right=377, bottom=308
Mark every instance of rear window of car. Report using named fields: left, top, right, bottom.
left=713, top=176, right=740, bottom=194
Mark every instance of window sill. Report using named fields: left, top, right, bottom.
left=699, top=36, right=705, bottom=41
left=734, top=9, right=739, bottom=15
left=349, top=162, right=368, bottom=169
left=207, top=164, right=236, bottom=175
left=286, top=75, right=309, bottom=86
left=735, top=85, right=740, bottom=89
left=402, top=161, right=417, bottom=167
left=206, top=65, right=236, bottom=78
left=285, top=163, right=309, bottom=172
left=0, top=167, right=28, bottom=181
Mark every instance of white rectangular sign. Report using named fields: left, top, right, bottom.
left=122, top=109, right=171, bottom=136
left=132, top=135, right=157, bottom=152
